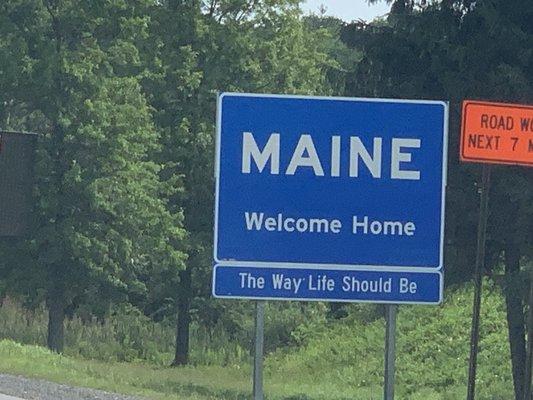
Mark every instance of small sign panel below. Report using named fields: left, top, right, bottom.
left=214, top=265, right=442, bottom=304
left=461, top=100, right=533, bottom=167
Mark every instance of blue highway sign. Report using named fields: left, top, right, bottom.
left=213, top=93, right=448, bottom=304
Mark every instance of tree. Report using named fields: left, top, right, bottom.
left=142, top=0, right=336, bottom=365
left=340, top=1, right=532, bottom=398
left=0, top=0, right=186, bottom=352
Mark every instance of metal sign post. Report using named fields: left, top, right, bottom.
left=384, top=305, right=398, bottom=400
left=253, top=301, right=265, bottom=400
left=213, top=93, right=450, bottom=400
left=460, top=100, right=532, bottom=400
left=466, top=164, right=491, bottom=400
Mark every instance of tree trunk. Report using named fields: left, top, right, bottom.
left=504, top=240, right=526, bottom=400
left=172, top=266, right=192, bottom=366
left=46, top=287, right=66, bottom=353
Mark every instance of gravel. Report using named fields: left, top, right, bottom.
left=0, top=374, right=145, bottom=400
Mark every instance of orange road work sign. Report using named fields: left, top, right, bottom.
left=461, top=100, right=533, bottom=167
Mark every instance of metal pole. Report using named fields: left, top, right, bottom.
left=253, top=301, right=265, bottom=400
left=524, top=273, right=532, bottom=400
left=384, top=304, right=397, bottom=400
left=466, top=165, right=491, bottom=400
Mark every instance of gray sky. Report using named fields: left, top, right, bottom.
left=301, top=0, right=390, bottom=22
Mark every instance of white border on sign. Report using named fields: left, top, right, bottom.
left=213, top=92, right=449, bottom=272
left=211, top=265, right=444, bottom=305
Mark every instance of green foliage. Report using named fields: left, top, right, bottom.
left=340, top=0, right=533, bottom=284
left=0, top=339, right=253, bottom=400
left=0, top=299, right=328, bottom=366
left=139, top=0, right=339, bottom=337
left=0, top=0, right=529, bottom=393
left=0, top=1, right=187, bottom=342
left=0, top=284, right=515, bottom=399
left=0, top=300, right=174, bottom=364
left=269, top=282, right=513, bottom=400
left=0, top=300, right=229, bottom=365
left=339, top=3, right=532, bottom=396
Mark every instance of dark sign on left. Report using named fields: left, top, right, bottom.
left=0, top=131, right=37, bottom=237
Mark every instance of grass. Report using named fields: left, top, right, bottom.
left=0, top=299, right=323, bottom=367
left=0, top=339, right=251, bottom=400
left=0, top=301, right=251, bottom=366
left=0, top=339, right=381, bottom=400
left=0, top=281, right=515, bottom=400
left=267, top=281, right=514, bottom=400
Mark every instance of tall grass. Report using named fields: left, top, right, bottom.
left=0, top=300, right=248, bottom=366
left=0, top=282, right=516, bottom=400
left=268, top=280, right=514, bottom=400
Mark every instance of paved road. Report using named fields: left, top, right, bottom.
left=0, top=374, right=143, bottom=400
left=0, top=393, right=24, bottom=400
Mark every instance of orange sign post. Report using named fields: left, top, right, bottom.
left=461, top=101, right=533, bottom=166
left=461, top=100, right=533, bottom=400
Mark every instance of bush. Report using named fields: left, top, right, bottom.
left=0, top=281, right=516, bottom=400
left=267, top=280, right=514, bottom=400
